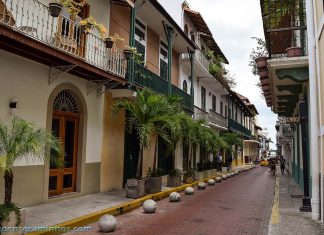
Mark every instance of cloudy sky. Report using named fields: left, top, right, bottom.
left=158, top=0, right=277, bottom=149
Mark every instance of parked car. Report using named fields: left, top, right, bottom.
left=260, top=159, right=269, bottom=166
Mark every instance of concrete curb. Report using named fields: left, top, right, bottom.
left=28, top=165, right=253, bottom=235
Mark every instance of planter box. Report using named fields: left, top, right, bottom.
left=167, top=175, right=182, bottom=187
left=196, top=171, right=204, bottom=180
left=125, top=178, right=146, bottom=199
left=205, top=170, right=212, bottom=178
left=183, top=176, right=194, bottom=184
left=210, top=169, right=217, bottom=176
left=1, top=208, right=26, bottom=235
left=222, top=167, right=228, bottom=173
left=145, top=176, right=162, bottom=194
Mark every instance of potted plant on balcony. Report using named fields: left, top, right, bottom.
left=249, top=37, right=269, bottom=75
left=0, top=117, right=62, bottom=228
left=105, top=33, right=124, bottom=49
left=49, top=0, right=86, bottom=18
left=79, top=17, right=107, bottom=38
left=286, top=47, right=302, bottom=57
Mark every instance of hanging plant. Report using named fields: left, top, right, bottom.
left=79, top=17, right=107, bottom=38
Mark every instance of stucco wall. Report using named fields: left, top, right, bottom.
left=100, top=93, right=125, bottom=191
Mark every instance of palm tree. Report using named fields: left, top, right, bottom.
left=221, top=132, right=243, bottom=166
left=0, top=117, right=61, bottom=205
left=113, top=89, right=173, bottom=179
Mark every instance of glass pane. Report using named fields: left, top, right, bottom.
left=160, top=60, right=168, bottom=80
left=135, top=41, right=145, bottom=62
left=49, top=176, right=57, bottom=191
left=50, top=119, right=60, bottom=169
left=64, top=120, right=75, bottom=168
left=63, top=174, right=73, bottom=188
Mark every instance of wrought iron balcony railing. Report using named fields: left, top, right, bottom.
left=0, top=0, right=126, bottom=78
left=182, top=49, right=210, bottom=73
left=194, top=107, right=228, bottom=130
left=133, top=62, right=192, bottom=110
left=260, top=0, right=308, bottom=58
left=228, top=118, right=252, bottom=138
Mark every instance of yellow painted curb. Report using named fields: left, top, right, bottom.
left=27, top=175, right=220, bottom=235
left=270, top=175, right=280, bottom=225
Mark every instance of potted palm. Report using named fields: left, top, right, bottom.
left=167, top=169, right=182, bottom=187
left=183, top=168, right=196, bottom=184
left=145, top=168, right=164, bottom=194
left=113, top=89, right=174, bottom=198
left=0, top=117, right=61, bottom=228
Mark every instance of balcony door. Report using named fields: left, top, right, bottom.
left=49, top=90, right=79, bottom=197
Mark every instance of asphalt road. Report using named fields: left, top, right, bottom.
left=73, top=166, right=275, bottom=235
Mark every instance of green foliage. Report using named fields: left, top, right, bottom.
left=249, top=37, right=268, bottom=76
left=0, top=203, right=20, bottom=226
left=204, top=49, right=236, bottom=89
left=221, top=132, right=243, bottom=150
left=168, top=169, right=182, bottom=177
left=146, top=167, right=164, bottom=177
left=0, top=117, right=62, bottom=204
left=0, top=117, right=62, bottom=173
left=183, top=168, right=196, bottom=178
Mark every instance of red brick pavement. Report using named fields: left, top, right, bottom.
left=71, top=166, right=275, bottom=235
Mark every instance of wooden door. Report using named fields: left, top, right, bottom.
left=49, top=112, right=79, bottom=197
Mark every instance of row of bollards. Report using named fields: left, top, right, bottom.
left=98, top=166, right=252, bottom=233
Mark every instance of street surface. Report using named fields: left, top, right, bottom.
left=73, top=166, right=275, bottom=235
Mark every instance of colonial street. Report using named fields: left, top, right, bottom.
left=72, top=167, right=275, bottom=235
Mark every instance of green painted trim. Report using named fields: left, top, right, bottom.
left=189, top=50, right=195, bottom=109
left=277, top=95, right=299, bottom=103
left=128, top=7, right=136, bottom=83
left=163, top=22, right=175, bottom=96
left=297, top=125, right=301, bottom=185
left=276, top=67, right=309, bottom=82
left=277, top=84, right=303, bottom=94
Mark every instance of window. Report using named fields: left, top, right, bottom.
left=190, top=31, right=195, bottom=43
left=135, top=19, right=146, bottom=63
left=220, top=101, right=223, bottom=115
left=160, top=41, right=168, bottom=80
left=184, top=24, right=188, bottom=36
left=212, top=95, right=216, bottom=111
left=229, top=108, right=231, bottom=119
left=201, top=86, right=206, bottom=110
left=225, top=105, right=227, bottom=117
left=183, top=80, right=188, bottom=93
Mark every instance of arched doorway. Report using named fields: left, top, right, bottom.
left=48, top=90, right=80, bottom=197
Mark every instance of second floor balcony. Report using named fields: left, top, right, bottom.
left=0, top=0, right=126, bottom=82
left=194, top=107, right=228, bottom=131
left=182, top=49, right=210, bottom=74
left=228, top=118, right=252, bottom=138
left=132, top=62, right=192, bottom=110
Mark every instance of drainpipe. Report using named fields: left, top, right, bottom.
left=163, top=22, right=175, bottom=96
left=306, top=0, right=320, bottom=220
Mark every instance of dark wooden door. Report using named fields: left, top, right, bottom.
left=49, top=112, right=79, bottom=197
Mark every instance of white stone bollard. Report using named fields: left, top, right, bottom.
left=221, top=174, right=227, bottom=180
left=169, top=192, right=181, bottom=202
left=226, top=173, right=232, bottom=178
left=143, top=199, right=157, bottom=213
left=98, top=214, right=117, bottom=233
left=231, top=172, right=235, bottom=177
left=208, top=179, right=215, bottom=186
left=215, top=177, right=222, bottom=183
left=185, top=186, right=195, bottom=195
left=197, top=182, right=206, bottom=190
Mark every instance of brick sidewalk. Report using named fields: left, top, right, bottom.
left=71, top=166, right=274, bottom=235
left=268, top=171, right=324, bottom=235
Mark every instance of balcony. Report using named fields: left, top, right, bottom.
left=0, top=0, right=126, bottom=81
left=194, top=107, right=228, bottom=131
left=133, top=62, right=192, bottom=110
left=228, top=118, right=252, bottom=138
left=181, top=49, right=210, bottom=75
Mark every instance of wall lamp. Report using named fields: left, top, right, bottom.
left=9, top=97, right=18, bottom=114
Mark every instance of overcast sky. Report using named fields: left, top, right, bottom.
left=158, top=0, right=277, bottom=149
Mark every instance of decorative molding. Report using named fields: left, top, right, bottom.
left=276, top=67, right=309, bottom=82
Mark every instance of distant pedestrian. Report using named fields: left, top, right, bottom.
left=280, top=156, right=286, bottom=175
left=217, top=152, right=222, bottom=171
left=226, top=153, right=232, bottom=171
